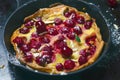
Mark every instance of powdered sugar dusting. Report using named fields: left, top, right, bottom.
left=111, top=28, right=120, bottom=45
left=95, top=2, right=120, bottom=69
left=103, top=7, right=120, bottom=46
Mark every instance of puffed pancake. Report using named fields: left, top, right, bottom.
left=11, top=4, right=104, bottom=74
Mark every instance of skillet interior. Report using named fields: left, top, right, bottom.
left=3, top=0, right=110, bottom=76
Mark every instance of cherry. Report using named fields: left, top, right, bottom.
left=13, top=37, right=26, bottom=47
left=64, top=11, right=71, bottom=17
left=47, top=27, right=58, bottom=35
left=70, top=10, right=77, bottom=20
left=42, top=46, right=53, bottom=55
left=80, top=49, right=91, bottom=57
left=31, top=33, right=39, bottom=38
left=67, top=32, right=75, bottom=40
left=35, top=54, right=52, bottom=66
left=28, top=39, right=41, bottom=49
left=54, top=35, right=66, bottom=49
left=35, top=56, right=46, bottom=66
left=24, top=52, right=33, bottom=62
left=20, top=44, right=31, bottom=53
left=59, top=27, right=70, bottom=34
left=19, top=27, right=30, bottom=34
left=64, top=10, right=77, bottom=20
left=54, top=40, right=66, bottom=49
left=24, top=21, right=34, bottom=27
left=64, top=60, right=75, bottom=70
left=35, top=20, right=46, bottom=34
left=108, top=0, right=117, bottom=7
left=42, top=36, right=50, bottom=43
left=64, top=19, right=75, bottom=28
left=42, top=54, right=52, bottom=63
left=61, top=46, right=73, bottom=58
left=73, top=26, right=82, bottom=35
left=84, top=20, right=93, bottom=29
left=58, top=35, right=65, bottom=41
left=76, top=16, right=85, bottom=24
left=56, top=63, right=64, bottom=71
left=89, top=45, right=96, bottom=55
left=54, top=18, right=63, bottom=25
left=78, top=56, right=88, bottom=65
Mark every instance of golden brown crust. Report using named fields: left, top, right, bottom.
left=11, top=4, right=104, bottom=74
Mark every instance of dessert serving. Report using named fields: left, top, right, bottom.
left=11, top=4, right=104, bottom=74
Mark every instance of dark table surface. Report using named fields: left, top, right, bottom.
left=0, top=0, right=120, bottom=80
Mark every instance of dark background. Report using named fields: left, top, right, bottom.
left=0, top=0, right=120, bottom=80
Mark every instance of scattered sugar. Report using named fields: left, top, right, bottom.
left=60, top=72, right=67, bottom=75
left=111, top=28, right=120, bottom=45
left=34, top=70, right=38, bottom=72
left=106, top=10, right=109, bottom=13
left=110, top=13, right=113, bottom=17
left=96, top=5, right=120, bottom=69
left=113, top=24, right=119, bottom=30
left=111, top=8, right=115, bottom=10
left=114, top=18, right=117, bottom=21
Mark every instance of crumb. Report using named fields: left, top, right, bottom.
left=82, top=7, right=86, bottom=11
left=113, top=24, right=119, bottom=30
left=0, top=65, right=5, bottom=69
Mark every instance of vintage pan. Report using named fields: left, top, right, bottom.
left=3, top=0, right=111, bottom=78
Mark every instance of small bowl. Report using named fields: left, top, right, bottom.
left=3, top=0, right=111, bottom=77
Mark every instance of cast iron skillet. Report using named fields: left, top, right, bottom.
left=3, top=0, right=110, bottom=77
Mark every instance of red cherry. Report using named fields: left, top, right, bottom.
left=42, top=45, right=53, bottom=52
left=108, top=0, right=117, bottom=7
left=20, top=44, right=31, bottom=53
left=35, top=57, right=46, bottom=66
left=24, top=21, right=34, bottom=27
left=70, top=10, right=77, bottom=20
left=61, top=46, right=73, bottom=58
left=42, top=46, right=53, bottom=55
left=28, top=39, right=41, bottom=49
left=56, top=63, right=64, bottom=71
left=42, top=36, right=50, bottom=43
left=84, top=20, right=93, bottom=29
left=54, top=35, right=66, bottom=49
left=42, top=54, right=52, bottom=64
left=78, top=56, right=88, bottom=65
left=24, top=53, right=33, bottom=62
left=64, top=60, right=75, bottom=70
left=64, top=19, right=75, bottom=28
left=73, top=26, right=82, bottom=35
left=64, top=11, right=71, bottom=17
left=89, top=45, right=96, bottom=55
left=58, top=35, right=65, bottom=41
left=35, top=20, right=46, bottom=34
left=59, top=27, right=70, bottom=34
left=54, top=40, right=67, bottom=49
left=39, top=36, right=50, bottom=43
left=13, top=37, right=26, bottom=47
left=31, top=33, right=39, bottom=38
left=80, top=49, right=91, bottom=57
left=19, top=27, right=30, bottom=34
left=35, top=54, right=52, bottom=66
left=76, top=16, right=85, bottom=24
left=54, top=18, right=63, bottom=25
left=67, top=32, right=75, bottom=40
left=47, top=27, right=58, bottom=35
